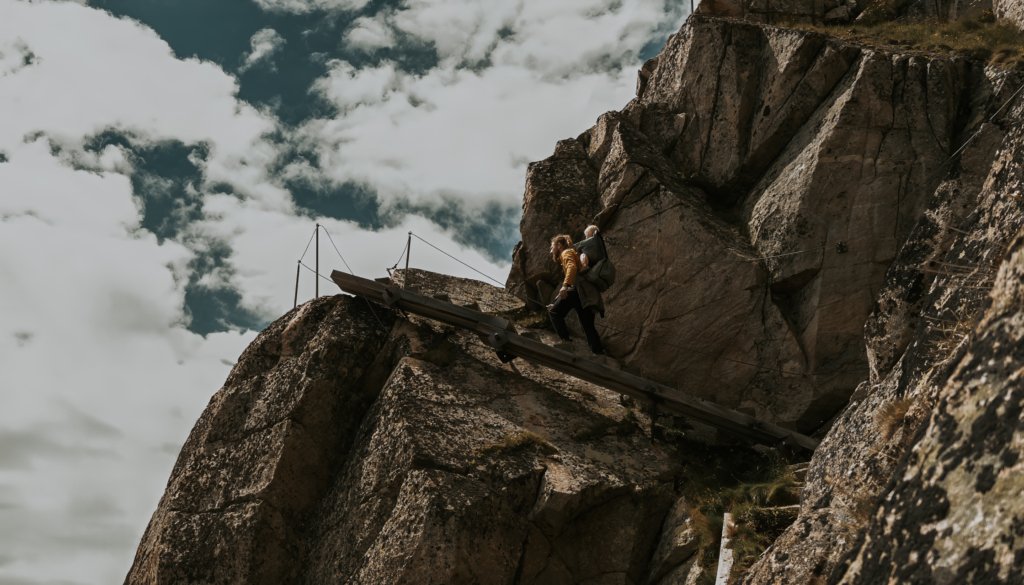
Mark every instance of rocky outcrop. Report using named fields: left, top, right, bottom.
left=127, top=273, right=717, bottom=585
left=509, top=16, right=1004, bottom=431
left=126, top=297, right=397, bottom=583
left=695, top=0, right=867, bottom=24
left=831, top=83, right=1024, bottom=585
left=742, top=72, right=1024, bottom=583
left=506, top=13, right=1024, bottom=582
left=695, top=0, right=997, bottom=23
left=996, top=0, right=1024, bottom=30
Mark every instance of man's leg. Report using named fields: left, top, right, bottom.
left=548, top=293, right=576, bottom=340
left=577, top=305, right=605, bottom=354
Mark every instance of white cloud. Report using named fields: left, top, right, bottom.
left=0, top=130, right=254, bottom=585
left=344, top=13, right=397, bottom=52
left=1, top=138, right=138, bottom=236
left=0, top=4, right=520, bottom=578
left=363, top=0, right=679, bottom=72
left=301, top=61, right=636, bottom=206
left=309, top=0, right=687, bottom=208
left=240, top=27, right=286, bottom=72
left=251, top=0, right=370, bottom=14
left=0, top=0, right=288, bottom=208
left=313, top=59, right=404, bottom=109
left=389, top=0, right=519, bottom=65
left=189, top=195, right=510, bottom=318
left=0, top=38, right=35, bottom=77
left=0, top=1, right=685, bottom=583
left=493, top=0, right=676, bottom=75
left=0, top=2, right=273, bottom=582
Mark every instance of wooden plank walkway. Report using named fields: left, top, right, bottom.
left=332, top=271, right=818, bottom=452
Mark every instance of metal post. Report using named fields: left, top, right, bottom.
left=315, top=223, right=320, bottom=298
left=294, top=261, right=301, bottom=309
left=715, top=513, right=736, bottom=584
left=404, top=231, right=412, bottom=289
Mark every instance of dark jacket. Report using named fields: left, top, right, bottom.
left=573, top=236, right=606, bottom=317
left=575, top=235, right=606, bottom=268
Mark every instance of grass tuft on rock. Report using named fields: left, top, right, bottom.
left=474, top=430, right=556, bottom=458
left=674, top=446, right=803, bottom=581
left=876, top=397, right=915, bottom=439
left=783, top=16, right=1024, bottom=68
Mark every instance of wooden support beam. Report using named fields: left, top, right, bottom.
left=332, top=270, right=818, bottom=452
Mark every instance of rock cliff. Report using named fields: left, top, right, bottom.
left=509, top=15, right=1020, bottom=432
left=742, top=63, right=1024, bottom=585
left=128, top=273, right=732, bottom=584
left=129, top=8, right=1024, bottom=585
left=505, top=11, right=1024, bottom=582
left=997, top=0, right=1024, bottom=30
left=697, top=0, right=1003, bottom=25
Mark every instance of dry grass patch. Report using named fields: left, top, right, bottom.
left=785, top=16, right=1024, bottom=68
left=875, top=397, right=915, bottom=439
left=924, top=307, right=977, bottom=361
left=681, top=453, right=802, bottom=581
left=474, top=430, right=556, bottom=458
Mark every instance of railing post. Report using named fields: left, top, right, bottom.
left=404, top=231, right=412, bottom=288
left=715, top=513, right=736, bottom=585
left=294, top=260, right=301, bottom=309
left=315, top=223, right=320, bottom=298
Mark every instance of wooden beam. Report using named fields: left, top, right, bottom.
left=332, top=270, right=818, bottom=452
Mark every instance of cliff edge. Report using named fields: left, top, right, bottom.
left=127, top=274, right=721, bottom=584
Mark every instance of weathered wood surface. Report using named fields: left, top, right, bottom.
left=332, top=271, right=819, bottom=452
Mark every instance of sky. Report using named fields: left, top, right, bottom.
left=0, top=0, right=687, bottom=582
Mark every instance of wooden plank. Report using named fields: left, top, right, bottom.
left=332, top=270, right=818, bottom=452
left=486, top=331, right=804, bottom=445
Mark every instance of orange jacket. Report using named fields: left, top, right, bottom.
left=559, top=248, right=580, bottom=288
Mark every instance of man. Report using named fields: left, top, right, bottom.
left=548, top=234, right=605, bottom=355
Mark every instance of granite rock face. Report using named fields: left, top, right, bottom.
left=742, top=73, right=1024, bottom=584
left=127, top=274, right=704, bottom=585
left=508, top=17, right=1005, bottom=431
left=831, top=84, right=1024, bottom=585
left=506, top=13, right=1024, bottom=583
left=694, top=0, right=867, bottom=24
left=995, top=0, right=1024, bottom=30
left=695, top=0, right=993, bottom=23
left=126, top=297, right=397, bottom=584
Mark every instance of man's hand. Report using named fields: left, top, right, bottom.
left=557, top=286, right=569, bottom=300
